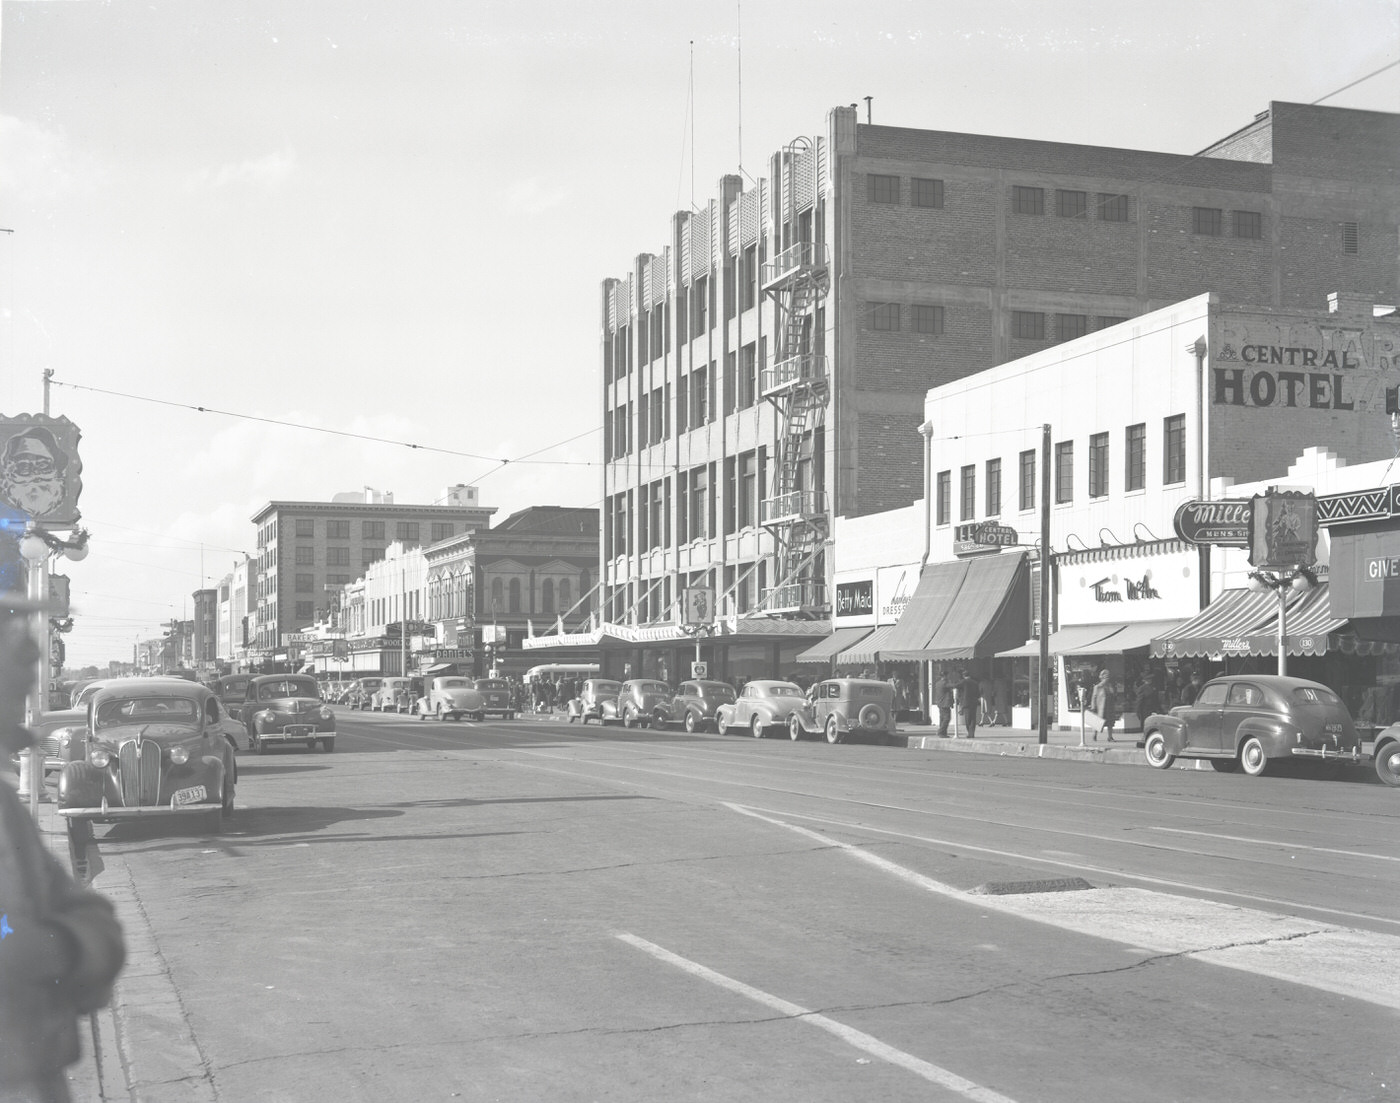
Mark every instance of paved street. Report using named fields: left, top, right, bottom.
left=45, top=709, right=1400, bottom=1102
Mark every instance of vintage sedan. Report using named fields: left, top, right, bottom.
left=244, top=674, right=336, bottom=753
left=371, top=677, right=417, bottom=713
left=209, top=674, right=254, bottom=724
left=572, top=678, right=623, bottom=724
left=652, top=680, right=738, bottom=733
left=470, top=677, right=516, bottom=719
left=416, top=676, right=485, bottom=721
left=717, top=680, right=808, bottom=739
left=30, top=677, right=114, bottom=776
left=346, top=677, right=382, bottom=709
left=788, top=678, right=897, bottom=744
left=616, top=679, right=674, bottom=728
left=57, top=680, right=238, bottom=870
left=1142, top=674, right=1362, bottom=776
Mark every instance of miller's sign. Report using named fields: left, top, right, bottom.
left=1172, top=499, right=1251, bottom=547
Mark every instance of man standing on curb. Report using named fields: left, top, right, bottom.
left=0, top=574, right=126, bottom=1103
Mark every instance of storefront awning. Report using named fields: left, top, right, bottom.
left=835, top=623, right=905, bottom=667
left=795, top=626, right=873, bottom=664
left=1064, top=618, right=1188, bottom=655
left=1147, top=586, right=1383, bottom=659
left=1149, top=589, right=1280, bottom=658
left=883, top=552, right=1030, bottom=662
left=997, top=623, right=1124, bottom=659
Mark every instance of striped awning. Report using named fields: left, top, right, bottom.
left=795, top=626, right=873, bottom=664
left=1149, top=589, right=1283, bottom=658
left=835, top=623, right=905, bottom=667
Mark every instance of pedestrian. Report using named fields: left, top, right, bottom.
left=1092, top=668, right=1118, bottom=742
left=1179, top=670, right=1203, bottom=706
left=0, top=574, right=127, bottom=1102
left=935, top=669, right=954, bottom=737
left=958, top=669, right=981, bottom=738
left=1135, top=675, right=1161, bottom=730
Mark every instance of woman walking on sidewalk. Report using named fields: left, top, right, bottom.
left=1091, top=669, right=1118, bottom=742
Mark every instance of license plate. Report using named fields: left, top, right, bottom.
left=173, top=785, right=207, bottom=806
left=285, top=725, right=313, bottom=736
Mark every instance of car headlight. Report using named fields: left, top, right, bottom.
left=55, top=730, right=73, bottom=748
left=319, top=707, right=333, bottom=720
left=169, top=745, right=190, bottom=765
left=90, top=748, right=110, bottom=768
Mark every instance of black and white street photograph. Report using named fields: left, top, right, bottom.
left=2, top=2, right=1399, bottom=1099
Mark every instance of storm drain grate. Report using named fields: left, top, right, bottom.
left=971, top=877, right=1094, bottom=896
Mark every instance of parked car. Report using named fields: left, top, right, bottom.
left=653, top=680, right=738, bottom=733
left=572, top=678, right=623, bottom=724
left=788, top=678, right=897, bottom=744
left=346, top=677, right=383, bottom=709
left=209, top=674, right=254, bottom=724
left=30, top=677, right=114, bottom=776
left=1373, top=724, right=1400, bottom=787
left=372, top=677, right=416, bottom=713
left=244, top=674, right=337, bottom=753
left=616, top=679, right=674, bottom=728
left=717, top=680, right=808, bottom=739
left=1142, top=674, right=1362, bottom=776
left=416, top=677, right=485, bottom=721
left=470, top=677, right=516, bottom=719
left=57, top=679, right=238, bottom=873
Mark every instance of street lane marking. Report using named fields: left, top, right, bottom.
left=727, top=803, right=1400, bottom=1011
left=615, top=932, right=1019, bottom=1103
left=1146, top=825, right=1400, bottom=863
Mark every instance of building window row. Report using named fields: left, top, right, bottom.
left=864, top=302, right=944, bottom=335
left=1013, top=186, right=1133, bottom=223
left=1011, top=310, right=1130, bottom=344
left=867, top=173, right=945, bottom=209
left=942, top=413, right=1187, bottom=524
left=1192, top=206, right=1263, bottom=239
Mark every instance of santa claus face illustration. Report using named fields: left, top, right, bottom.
left=0, top=428, right=69, bottom=518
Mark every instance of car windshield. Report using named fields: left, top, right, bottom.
left=767, top=685, right=804, bottom=698
left=258, top=679, right=319, bottom=701
left=96, top=697, right=199, bottom=728
left=1292, top=686, right=1342, bottom=707
left=217, top=679, right=250, bottom=701
left=439, top=679, right=469, bottom=689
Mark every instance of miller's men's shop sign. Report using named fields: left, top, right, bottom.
left=1173, top=499, right=1251, bottom=547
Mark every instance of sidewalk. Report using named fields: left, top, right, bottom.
left=897, top=718, right=1149, bottom=764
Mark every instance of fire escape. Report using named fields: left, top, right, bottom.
left=758, top=137, right=828, bottom=617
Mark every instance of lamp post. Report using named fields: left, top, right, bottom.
left=1248, top=567, right=1316, bottom=677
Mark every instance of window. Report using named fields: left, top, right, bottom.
left=327, top=519, right=349, bottom=540
left=676, top=373, right=688, bottom=433
left=1233, top=210, right=1262, bottom=240
left=362, top=520, right=385, bottom=540
left=295, top=546, right=314, bottom=565
left=870, top=302, right=900, bottom=331
left=1089, top=432, right=1109, bottom=498
left=1013, top=186, right=1044, bottom=215
left=960, top=465, right=975, bottom=522
left=396, top=522, right=419, bottom=543
left=490, top=577, right=505, bottom=612
left=1163, top=413, right=1186, bottom=485
left=1056, top=189, right=1087, bottom=219
left=691, top=366, right=709, bottom=427
left=739, top=344, right=756, bottom=408
left=1095, top=315, right=1128, bottom=331
left=741, top=244, right=757, bottom=311
left=1019, top=450, right=1035, bottom=511
left=1055, top=441, right=1074, bottom=504
left=362, top=548, right=384, bottom=568
left=1097, top=194, right=1130, bottom=222
left=295, top=574, right=314, bottom=593
left=1125, top=423, right=1146, bottom=492
left=689, top=465, right=709, bottom=540
left=639, top=390, right=652, bottom=445
left=508, top=578, right=521, bottom=613
left=431, top=522, right=454, bottom=542
left=541, top=579, right=555, bottom=614
left=327, top=547, right=350, bottom=566
left=295, top=601, right=314, bottom=621
left=327, top=574, right=351, bottom=586
left=936, top=471, right=951, bottom=526
left=985, top=458, right=1001, bottom=517
left=1193, top=207, right=1223, bottom=236
left=912, top=177, right=944, bottom=208
left=295, top=519, right=314, bottom=538
left=613, top=405, right=629, bottom=455
left=738, top=452, right=758, bottom=529
left=1012, top=311, right=1045, bottom=340
left=651, top=386, right=666, bottom=440
left=1057, top=313, right=1088, bottom=342
left=868, top=174, right=899, bottom=204
left=692, top=276, right=709, bottom=335
left=649, top=481, right=665, bottom=550
left=1343, top=222, right=1359, bottom=254
left=912, top=304, right=944, bottom=335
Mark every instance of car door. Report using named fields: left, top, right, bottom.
left=1221, top=681, right=1265, bottom=753
left=1181, top=681, right=1228, bottom=751
left=813, top=682, right=836, bottom=728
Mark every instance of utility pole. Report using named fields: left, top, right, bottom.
left=1037, top=423, right=1051, bottom=745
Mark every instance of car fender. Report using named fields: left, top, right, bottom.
left=1144, top=714, right=1187, bottom=753
left=1231, top=717, right=1292, bottom=755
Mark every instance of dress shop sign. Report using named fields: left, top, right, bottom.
left=834, top=563, right=919, bottom=625
left=1209, top=319, right=1396, bottom=412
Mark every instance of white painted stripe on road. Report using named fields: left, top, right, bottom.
left=1146, top=825, right=1400, bottom=863
left=615, top=932, right=1019, bottom=1103
left=727, top=803, right=1400, bottom=1012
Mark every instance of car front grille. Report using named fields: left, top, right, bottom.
left=118, top=739, right=162, bottom=806
left=39, top=734, right=63, bottom=758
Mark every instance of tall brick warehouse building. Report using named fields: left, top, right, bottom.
left=598, top=100, right=1400, bottom=659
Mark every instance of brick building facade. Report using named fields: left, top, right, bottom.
left=599, top=100, right=1400, bottom=641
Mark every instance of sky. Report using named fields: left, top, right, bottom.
left=0, top=0, right=1397, bottom=669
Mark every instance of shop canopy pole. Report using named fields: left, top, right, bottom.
left=1038, top=423, right=1050, bottom=745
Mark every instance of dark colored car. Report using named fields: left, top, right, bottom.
left=244, top=674, right=337, bottom=753
left=209, top=674, right=254, bottom=724
left=57, top=679, right=238, bottom=874
left=654, top=680, right=738, bottom=733
left=471, top=678, right=516, bottom=720
left=1142, top=674, right=1362, bottom=776
left=788, top=678, right=897, bottom=744
left=616, top=679, right=674, bottom=728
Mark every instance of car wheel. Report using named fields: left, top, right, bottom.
left=825, top=716, right=843, bottom=745
left=1210, top=758, right=1239, bottom=773
left=322, top=738, right=335, bottom=753
left=506, top=712, right=515, bottom=720
left=437, top=704, right=446, bottom=722
left=789, top=715, right=803, bottom=741
left=204, top=807, right=223, bottom=834
left=1239, top=736, right=1269, bottom=777
left=1375, top=740, right=1400, bottom=787
left=623, top=707, right=638, bottom=729
left=684, top=710, right=698, bottom=734
left=751, top=715, right=766, bottom=739
left=1143, top=731, right=1174, bottom=769
left=858, top=703, right=886, bottom=731
left=66, top=819, right=93, bottom=881
left=221, top=774, right=235, bottom=816
left=418, top=705, right=428, bottom=721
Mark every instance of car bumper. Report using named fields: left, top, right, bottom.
left=59, top=788, right=217, bottom=820
left=1290, top=746, right=1364, bottom=761
left=257, top=725, right=331, bottom=741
